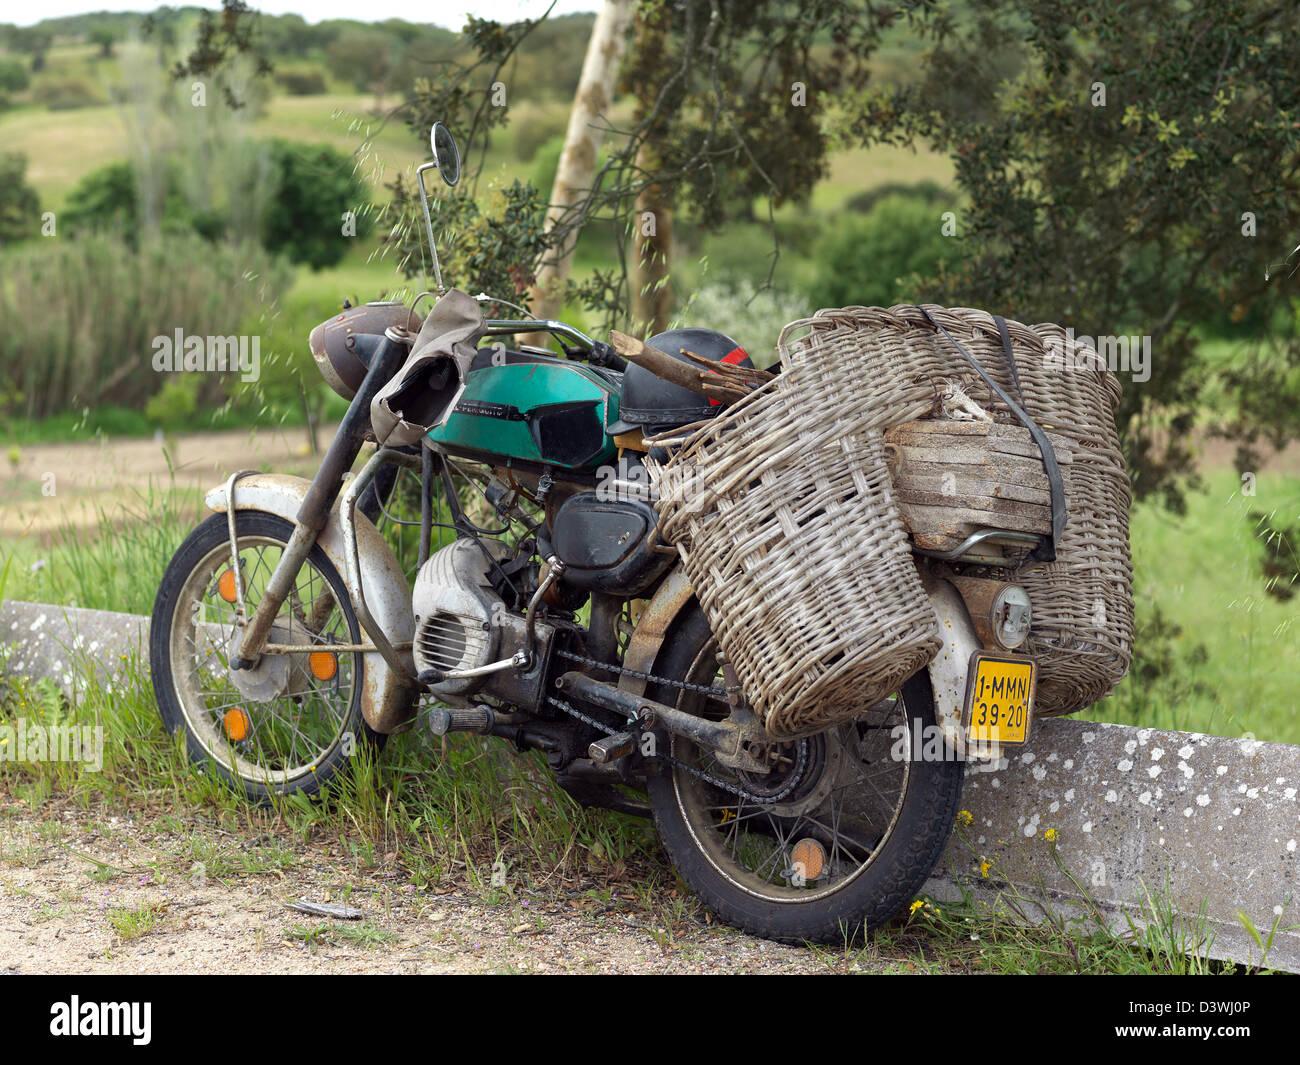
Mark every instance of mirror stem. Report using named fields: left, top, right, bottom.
left=416, top=161, right=445, bottom=296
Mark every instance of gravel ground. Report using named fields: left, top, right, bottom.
left=0, top=808, right=918, bottom=975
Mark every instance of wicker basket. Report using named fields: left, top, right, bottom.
left=778, top=305, right=1133, bottom=718
left=648, top=373, right=942, bottom=740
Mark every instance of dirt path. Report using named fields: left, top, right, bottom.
left=2, top=423, right=338, bottom=539
left=0, top=808, right=912, bottom=975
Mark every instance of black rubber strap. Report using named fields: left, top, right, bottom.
left=913, top=306, right=1067, bottom=562
left=993, top=314, right=1027, bottom=407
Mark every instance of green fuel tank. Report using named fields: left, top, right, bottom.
left=427, top=357, right=621, bottom=469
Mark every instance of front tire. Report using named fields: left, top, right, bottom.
left=150, top=511, right=382, bottom=803
left=645, top=604, right=964, bottom=944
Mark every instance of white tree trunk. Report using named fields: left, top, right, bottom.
left=522, top=0, right=632, bottom=340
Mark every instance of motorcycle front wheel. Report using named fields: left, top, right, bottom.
left=645, top=604, right=964, bottom=944
left=150, top=511, right=382, bottom=803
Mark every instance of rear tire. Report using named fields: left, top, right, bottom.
left=645, top=604, right=964, bottom=944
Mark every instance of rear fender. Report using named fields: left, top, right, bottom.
left=203, top=473, right=419, bottom=734
left=622, top=564, right=998, bottom=759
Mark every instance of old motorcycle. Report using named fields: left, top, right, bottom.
left=151, top=122, right=1037, bottom=942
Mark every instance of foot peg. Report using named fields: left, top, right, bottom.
left=588, top=730, right=637, bottom=765
left=426, top=705, right=495, bottom=736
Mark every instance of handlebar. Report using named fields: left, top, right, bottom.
left=482, top=319, right=627, bottom=372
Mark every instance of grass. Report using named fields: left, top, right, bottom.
left=107, top=901, right=165, bottom=940
left=285, top=920, right=397, bottom=951
left=0, top=629, right=671, bottom=921
left=4, top=476, right=206, bottom=615
left=1081, top=467, right=1300, bottom=744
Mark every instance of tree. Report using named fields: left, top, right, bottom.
left=0, top=153, right=40, bottom=247
left=159, top=0, right=272, bottom=110
left=9, top=28, right=52, bottom=72
left=326, top=27, right=392, bottom=96
left=89, top=25, right=117, bottom=59
left=405, top=1, right=891, bottom=332
left=523, top=0, right=632, bottom=336
left=262, top=140, right=372, bottom=270
left=844, top=0, right=1300, bottom=505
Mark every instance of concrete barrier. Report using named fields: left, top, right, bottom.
left=3, top=598, right=1298, bottom=971
left=926, top=718, right=1300, bottom=971
left=1, top=600, right=149, bottom=693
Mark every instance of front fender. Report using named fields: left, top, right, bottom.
left=203, top=473, right=419, bottom=734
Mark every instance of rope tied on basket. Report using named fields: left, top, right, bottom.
left=911, top=305, right=1068, bottom=562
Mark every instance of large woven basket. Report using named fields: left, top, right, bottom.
left=648, top=373, right=942, bottom=740
left=778, top=305, right=1133, bottom=717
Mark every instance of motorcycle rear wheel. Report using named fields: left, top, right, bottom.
left=645, top=603, right=964, bottom=944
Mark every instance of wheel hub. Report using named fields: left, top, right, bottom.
left=226, top=621, right=310, bottom=702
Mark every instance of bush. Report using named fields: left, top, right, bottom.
left=844, top=180, right=949, bottom=215
left=60, top=160, right=139, bottom=232
left=807, top=193, right=962, bottom=310
left=674, top=281, right=808, bottom=369
left=0, top=57, right=30, bottom=94
left=0, top=153, right=40, bottom=246
left=35, top=76, right=102, bottom=111
left=275, top=68, right=328, bottom=96
left=262, top=139, right=372, bottom=270
left=529, top=133, right=612, bottom=203
left=511, top=105, right=569, bottom=162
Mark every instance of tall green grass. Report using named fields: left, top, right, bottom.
left=0, top=231, right=292, bottom=421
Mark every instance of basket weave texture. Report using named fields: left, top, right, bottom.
left=650, top=303, right=1132, bottom=732
left=652, top=397, right=941, bottom=739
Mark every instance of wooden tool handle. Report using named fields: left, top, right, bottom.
left=609, top=330, right=766, bottom=404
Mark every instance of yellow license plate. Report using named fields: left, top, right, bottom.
left=963, top=652, right=1036, bottom=746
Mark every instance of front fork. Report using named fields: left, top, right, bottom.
left=229, top=329, right=414, bottom=679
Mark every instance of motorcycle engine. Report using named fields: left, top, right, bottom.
left=411, top=538, right=559, bottom=711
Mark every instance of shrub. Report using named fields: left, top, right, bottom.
left=807, top=192, right=962, bottom=310
left=0, top=152, right=40, bottom=246
left=0, top=57, right=30, bottom=94
left=0, top=231, right=293, bottom=420
left=60, top=160, right=139, bottom=233
left=275, top=68, right=328, bottom=96
left=511, top=105, right=569, bottom=162
left=261, top=139, right=372, bottom=270
left=673, top=281, right=808, bottom=369
left=35, top=76, right=102, bottom=111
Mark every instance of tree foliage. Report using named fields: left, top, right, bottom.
left=261, top=140, right=372, bottom=270
left=0, top=153, right=40, bottom=247
left=842, top=0, right=1300, bottom=505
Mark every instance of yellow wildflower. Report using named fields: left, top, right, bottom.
left=979, top=859, right=992, bottom=877
left=957, top=810, right=973, bottom=826
left=1044, top=828, right=1058, bottom=842
left=909, top=899, right=924, bottom=915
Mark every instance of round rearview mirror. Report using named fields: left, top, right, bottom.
left=430, top=122, right=460, bottom=188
